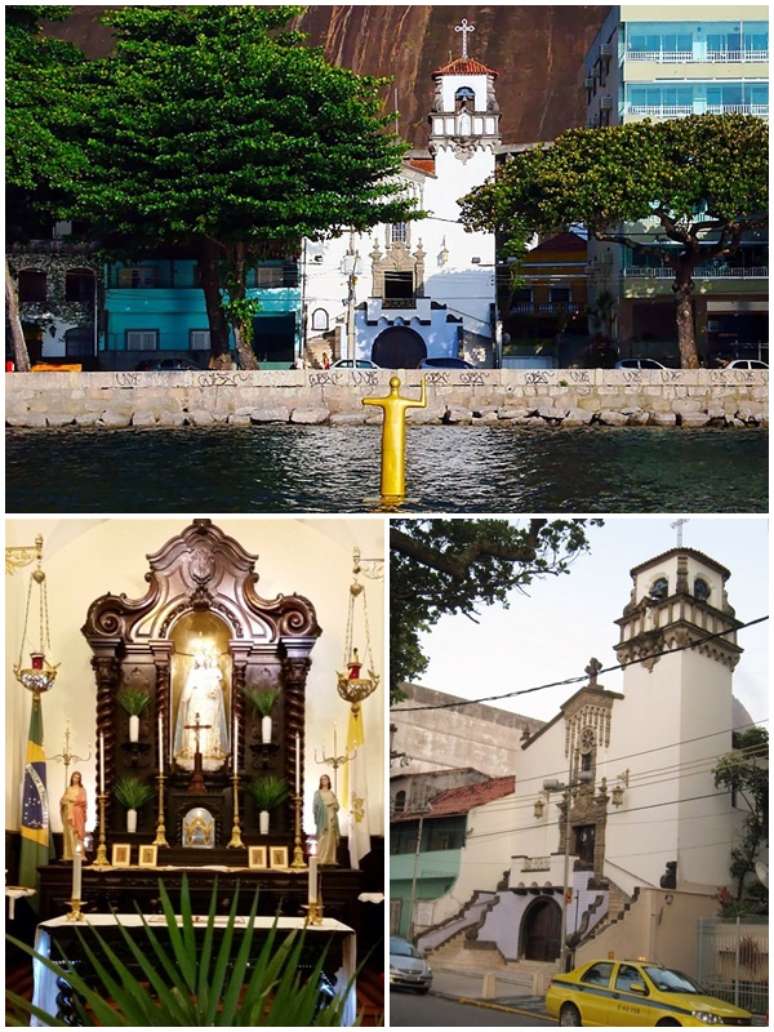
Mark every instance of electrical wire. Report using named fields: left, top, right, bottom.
left=393, top=615, right=768, bottom=712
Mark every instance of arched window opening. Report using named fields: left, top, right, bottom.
left=650, top=577, right=669, bottom=601
left=394, top=790, right=406, bottom=813
left=310, top=308, right=329, bottom=332
left=455, top=85, right=476, bottom=112
left=694, top=577, right=711, bottom=602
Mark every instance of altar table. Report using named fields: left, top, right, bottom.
left=32, top=913, right=357, bottom=1026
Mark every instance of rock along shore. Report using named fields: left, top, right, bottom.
left=5, top=368, right=768, bottom=430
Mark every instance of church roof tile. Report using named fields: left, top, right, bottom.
left=432, top=57, right=498, bottom=78
left=393, top=775, right=515, bottom=821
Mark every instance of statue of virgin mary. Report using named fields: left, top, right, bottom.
left=173, top=646, right=229, bottom=771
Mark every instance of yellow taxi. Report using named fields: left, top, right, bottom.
left=545, top=958, right=753, bottom=1026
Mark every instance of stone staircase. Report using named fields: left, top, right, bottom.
left=580, top=880, right=637, bottom=944
left=417, top=889, right=500, bottom=959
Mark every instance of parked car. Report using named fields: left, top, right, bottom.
left=545, top=958, right=753, bottom=1027
left=330, top=359, right=378, bottom=369
left=418, top=357, right=474, bottom=369
left=389, top=936, right=432, bottom=994
left=135, top=357, right=202, bottom=371
left=614, top=359, right=667, bottom=370
left=724, top=359, right=768, bottom=370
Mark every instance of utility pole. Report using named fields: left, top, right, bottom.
left=544, top=770, right=592, bottom=973
left=408, top=807, right=427, bottom=940
left=342, top=231, right=360, bottom=363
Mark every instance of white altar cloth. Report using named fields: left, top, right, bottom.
left=32, top=913, right=356, bottom=1026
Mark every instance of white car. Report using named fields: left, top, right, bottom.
left=330, top=359, right=378, bottom=369
left=389, top=936, right=432, bottom=994
left=614, top=358, right=667, bottom=370
left=724, top=359, right=768, bottom=369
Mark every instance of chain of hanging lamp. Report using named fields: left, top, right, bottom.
left=338, top=563, right=380, bottom=707
left=14, top=556, right=58, bottom=694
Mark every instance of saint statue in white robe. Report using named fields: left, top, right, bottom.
left=173, top=649, right=229, bottom=771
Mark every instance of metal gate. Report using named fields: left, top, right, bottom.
left=697, top=916, right=768, bottom=1015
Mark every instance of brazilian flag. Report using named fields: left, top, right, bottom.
left=18, top=693, right=55, bottom=908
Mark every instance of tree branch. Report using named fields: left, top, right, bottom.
left=390, top=519, right=548, bottom=579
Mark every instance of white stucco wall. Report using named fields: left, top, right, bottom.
left=5, top=518, right=385, bottom=839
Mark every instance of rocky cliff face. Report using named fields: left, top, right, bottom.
left=49, top=5, right=608, bottom=145
left=297, top=5, right=608, bottom=145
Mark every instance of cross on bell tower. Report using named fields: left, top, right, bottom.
left=671, top=518, right=689, bottom=547
left=455, top=18, right=475, bottom=59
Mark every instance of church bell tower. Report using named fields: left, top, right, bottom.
left=429, top=17, right=501, bottom=161
left=609, top=534, right=745, bottom=891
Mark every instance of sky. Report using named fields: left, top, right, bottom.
left=419, top=517, right=769, bottom=727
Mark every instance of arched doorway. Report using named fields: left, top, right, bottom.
left=371, top=326, right=427, bottom=369
left=521, top=897, right=561, bottom=961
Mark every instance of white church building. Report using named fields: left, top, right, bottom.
left=304, top=20, right=500, bottom=368
left=408, top=544, right=756, bottom=982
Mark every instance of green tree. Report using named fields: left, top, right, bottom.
left=713, top=725, right=768, bottom=912
left=70, top=5, right=416, bottom=368
left=390, top=519, right=600, bottom=704
left=5, top=5, right=86, bottom=370
left=460, top=115, right=768, bottom=369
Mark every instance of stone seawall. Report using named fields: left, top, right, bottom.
left=5, top=368, right=768, bottom=429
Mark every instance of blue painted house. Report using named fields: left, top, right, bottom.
left=100, top=258, right=301, bottom=369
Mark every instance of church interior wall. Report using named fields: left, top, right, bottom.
left=5, top=518, right=384, bottom=840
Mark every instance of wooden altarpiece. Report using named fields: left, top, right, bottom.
left=81, top=518, right=320, bottom=856
left=37, top=520, right=368, bottom=928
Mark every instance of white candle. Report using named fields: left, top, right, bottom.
left=234, top=715, right=239, bottom=775
left=333, top=724, right=337, bottom=756
left=158, top=713, right=163, bottom=772
left=99, top=733, right=105, bottom=794
left=295, top=732, right=300, bottom=794
left=308, top=856, right=318, bottom=903
left=72, top=844, right=82, bottom=900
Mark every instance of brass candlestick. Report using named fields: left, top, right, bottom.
left=290, top=792, right=306, bottom=870
left=303, top=899, right=324, bottom=926
left=65, top=897, right=85, bottom=922
left=227, top=772, right=244, bottom=848
left=92, top=793, right=110, bottom=868
left=153, top=771, right=169, bottom=847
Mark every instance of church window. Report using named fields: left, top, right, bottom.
left=384, top=271, right=414, bottom=300
left=650, top=577, right=669, bottom=600
left=394, top=789, right=407, bottom=813
left=694, top=577, right=711, bottom=602
left=581, top=751, right=592, bottom=773
left=18, top=269, right=47, bottom=303
left=311, top=308, right=329, bottom=332
left=391, top=222, right=408, bottom=245
left=455, top=86, right=476, bottom=111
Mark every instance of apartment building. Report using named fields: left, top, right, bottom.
left=584, top=7, right=768, bottom=363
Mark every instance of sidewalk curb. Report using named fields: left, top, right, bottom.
left=431, top=989, right=552, bottom=1021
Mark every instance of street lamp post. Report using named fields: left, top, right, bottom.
left=340, top=233, right=361, bottom=363
left=407, top=806, right=429, bottom=941
left=544, top=770, right=593, bottom=973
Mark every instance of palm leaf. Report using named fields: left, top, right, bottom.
left=5, top=874, right=353, bottom=1026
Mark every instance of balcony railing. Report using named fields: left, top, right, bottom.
left=624, top=265, right=768, bottom=279
left=627, top=103, right=768, bottom=119
left=510, top=302, right=583, bottom=315
left=626, top=48, right=768, bottom=63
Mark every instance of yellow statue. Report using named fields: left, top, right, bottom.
left=362, top=376, right=427, bottom=497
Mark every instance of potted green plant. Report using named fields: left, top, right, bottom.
left=114, top=775, right=155, bottom=833
left=241, top=686, right=280, bottom=745
left=248, top=774, right=289, bottom=835
left=116, top=686, right=151, bottom=744
left=6, top=876, right=349, bottom=1025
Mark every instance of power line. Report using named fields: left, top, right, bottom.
left=393, top=615, right=768, bottom=712
left=393, top=717, right=767, bottom=795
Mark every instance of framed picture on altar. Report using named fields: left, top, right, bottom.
left=111, top=843, right=131, bottom=868
left=138, top=845, right=158, bottom=869
left=269, top=845, right=288, bottom=870
left=248, top=846, right=267, bottom=871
